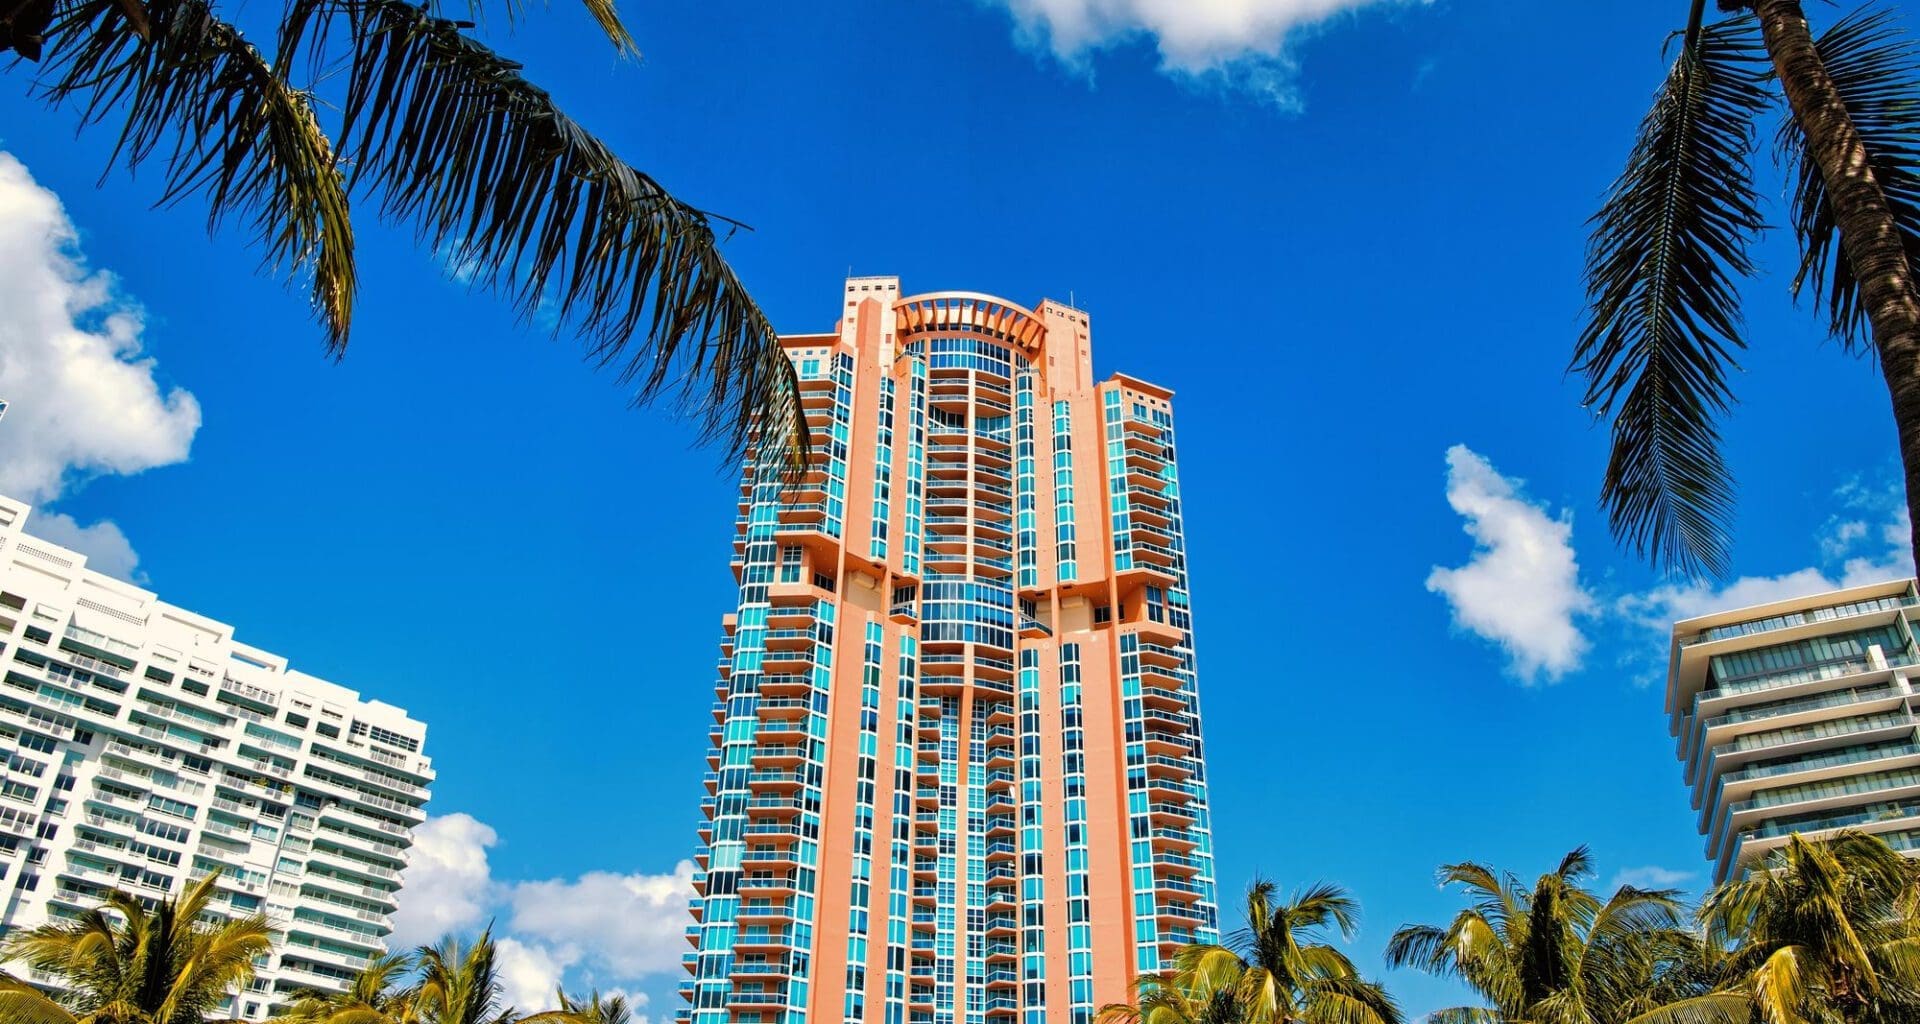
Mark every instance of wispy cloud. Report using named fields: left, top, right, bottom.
left=1618, top=479, right=1913, bottom=635
left=0, top=151, right=201, bottom=581
left=1427, top=445, right=1596, bottom=684
left=981, top=0, right=1425, bottom=109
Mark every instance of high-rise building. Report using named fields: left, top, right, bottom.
left=1662, top=577, right=1920, bottom=883
left=0, top=494, right=431, bottom=1018
left=681, top=279, right=1220, bottom=1024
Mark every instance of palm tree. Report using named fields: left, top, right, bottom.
left=1101, top=950, right=1273, bottom=1024
left=1576, top=0, right=1920, bottom=578
left=520, top=990, right=630, bottom=1024
left=1699, top=830, right=1920, bottom=1024
left=1102, top=879, right=1401, bottom=1024
left=0, top=0, right=804, bottom=466
left=0, top=873, right=273, bottom=1024
left=1385, top=847, right=1740, bottom=1024
left=410, top=931, right=517, bottom=1024
left=275, top=954, right=417, bottom=1024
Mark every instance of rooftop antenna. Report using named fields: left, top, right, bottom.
left=1069, top=289, right=1075, bottom=309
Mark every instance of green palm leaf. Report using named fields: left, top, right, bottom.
left=1781, top=3, right=1920, bottom=352
left=1574, top=13, right=1772, bottom=579
left=0, top=976, right=78, bottom=1024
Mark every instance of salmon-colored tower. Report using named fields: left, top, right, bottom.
left=680, top=278, right=1220, bottom=1024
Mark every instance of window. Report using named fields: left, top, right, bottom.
left=147, top=795, right=197, bottom=820
left=367, top=725, right=418, bottom=753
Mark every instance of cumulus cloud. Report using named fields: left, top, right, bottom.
left=23, top=510, right=141, bottom=582
left=0, top=151, right=201, bottom=575
left=985, top=0, right=1418, bottom=107
left=390, top=813, right=500, bottom=948
left=1608, top=865, right=1696, bottom=893
left=509, top=864, right=699, bottom=980
left=389, top=814, right=695, bottom=1008
left=496, top=937, right=573, bottom=1011
left=1427, top=445, right=1596, bottom=684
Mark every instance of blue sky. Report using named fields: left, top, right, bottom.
left=0, top=0, right=1914, bottom=1017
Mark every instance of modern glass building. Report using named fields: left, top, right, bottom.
left=0, top=494, right=432, bottom=1018
left=680, top=278, right=1220, bottom=1024
left=1662, top=577, right=1920, bottom=882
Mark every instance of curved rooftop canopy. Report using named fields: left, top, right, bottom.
left=893, top=291, right=1047, bottom=350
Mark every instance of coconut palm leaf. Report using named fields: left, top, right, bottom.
left=285, top=0, right=802, bottom=465
left=1615, top=992, right=1750, bottom=1024
left=414, top=930, right=509, bottom=1024
left=1424, top=1009, right=1504, bottom=1024
left=1390, top=849, right=1706, bottom=1024
left=0, top=976, right=78, bottom=1024
left=19, top=0, right=805, bottom=467
left=277, top=953, right=417, bottom=1024
left=0, top=874, right=271, bottom=1024
left=1781, top=3, right=1920, bottom=352
left=34, top=0, right=356, bottom=354
left=1574, top=12, right=1772, bottom=578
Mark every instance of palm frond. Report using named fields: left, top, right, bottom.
left=0, top=977, right=77, bottom=1024
left=1574, top=13, right=1772, bottom=578
left=1750, top=946, right=1811, bottom=1024
left=35, top=0, right=355, bottom=352
left=272, top=0, right=804, bottom=466
left=568, top=0, right=634, bottom=56
left=1781, top=3, right=1920, bottom=352
left=1424, top=1009, right=1505, bottom=1024
left=1617, top=992, right=1751, bottom=1024
left=1288, top=881, right=1363, bottom=941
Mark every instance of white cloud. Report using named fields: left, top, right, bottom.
left=1621, top=486, right=1914, bottom=633
left=1427, top=445, right=1596, bottom=684
left=1608, top=865, right=1696, bottom=892
left=0, top=151, right=201, bottom=574
left=23, top=510, right=140, bottom=582
left=985, top=0, right=1418, bottom=106
left=1822, top=519, right=1868, bottom=560
left=496, top=937, right=574, bottom=1012
left=508, top=863, right=699, bottom=981
left=388, top=814, right=695, bottom=1009
left=389, top=813, right=500, bottom=948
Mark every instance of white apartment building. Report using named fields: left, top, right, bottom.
left=1664, top=577, right=1920, bottom=883
left=0, top=494, right=431, bottom=1018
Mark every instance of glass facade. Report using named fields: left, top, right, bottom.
left=682, top=283, right=1219, bottom=1024
left=1665, top=579, right=1920, bottom=882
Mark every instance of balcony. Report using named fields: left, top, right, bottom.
left=1695, top=653, right=1915, bottom=714
left=1700, top=685, right=1904, bottom=734
left=1680, top=590, right=1917, bottom=649
left=1720, top=737, right=1920, bottom=785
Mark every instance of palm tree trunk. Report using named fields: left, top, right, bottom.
left=1753, top=0, right=1920, bottom=575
